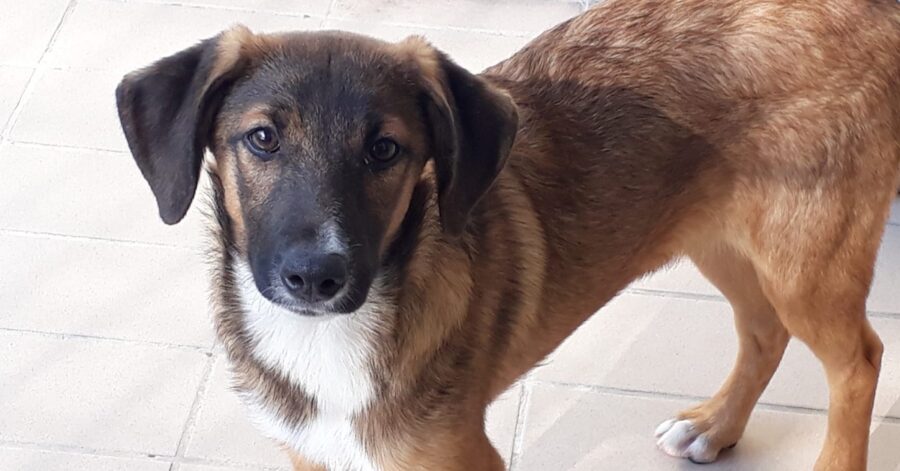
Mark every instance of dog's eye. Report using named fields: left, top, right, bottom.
left=245, top=127, right=280, bottom=157
left=369, top=138, right=400, bottom=163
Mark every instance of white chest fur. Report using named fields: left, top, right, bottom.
left=233, top=261, right=380, bottom=471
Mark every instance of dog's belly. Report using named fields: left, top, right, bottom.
left=233, top=261, right=381, bottom=471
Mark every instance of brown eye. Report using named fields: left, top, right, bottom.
left=246, top=127, right=280, bottom=157
left=369, top=138, right=400, bottom=163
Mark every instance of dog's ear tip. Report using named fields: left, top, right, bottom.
left=226, top=23, right=252, bottom=33
left=159, top=204, right=188, bottom=226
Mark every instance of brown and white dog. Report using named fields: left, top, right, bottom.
left=115, top=1, right=900, bottom=469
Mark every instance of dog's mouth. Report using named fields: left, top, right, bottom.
left=259, top=288, right=345, bottom=318
left=231, top=259, right=343, bottom=318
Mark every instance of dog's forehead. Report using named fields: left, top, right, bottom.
left=225, top=31, right=421, bottom=124
left=265, top=32, right=413, bottom=93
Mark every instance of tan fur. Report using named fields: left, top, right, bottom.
left=288, top=449, right=328, bottom=471
left=197, top=1, right=900, bottom=470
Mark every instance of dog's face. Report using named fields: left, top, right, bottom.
left=116, top=27, right=518, bottom=315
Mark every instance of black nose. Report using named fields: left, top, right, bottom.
left=279, top=250, right=348, bottom=303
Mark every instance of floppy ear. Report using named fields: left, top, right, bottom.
left=415, top=43, right=519, bottom=236
left=115, top=26, right=253, bottom=224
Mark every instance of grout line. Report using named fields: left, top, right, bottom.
left=0, top=439, right=291, bottom=470
left=623, top=286, right=726, bottom=303
left=0, top=0, right=77, bottom=140
left=0, top=440, right=174, bottom=463
left=869, top=310, right=900, bottom=320
left=0, top=228, right=195, bottom=251
left=624, top=287, right=900, bottom=319
left=171, top=352, right=218, bottom=461
left=6, top=138, right=127, bottom=154
left=323, top=15, right=536, bottom=38
left=507, top=381, right=532, bottom=471
left=525, top=379, right=900, bottom=423
left=0, top=326, right=213, bottom=352
left=95, top=0, right=535, bottom=38
left=96, top=0, right=329, bottom=20
left=320, top=0, right=339, bottom=27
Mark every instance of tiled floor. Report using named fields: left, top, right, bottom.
left=1, top=1, right=899, bottom=470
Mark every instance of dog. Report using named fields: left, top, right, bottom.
left=115, top=0, right=900, bottom=469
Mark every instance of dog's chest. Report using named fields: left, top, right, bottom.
left=234, top=263, right=380, bottom=471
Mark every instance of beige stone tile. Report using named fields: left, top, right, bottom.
left=177, top=466, right=277, bottom=471
left=0, top=66, right=31, bottom=130
left=870, top=226, right=900, bottom=314
left=329, top=0, right=580, bottom=34
left=0, top=330, right=208, bottom=455
left=322, top=19, right=530, bottom=72
left=183, top=355, right=291, bottom=468
left=9, top=68, right=128, bottom=151
left=532, top=293, right=735, bottom=396
left=890, top=198, right=899, bottom=225
left=631, top=260, right=717, bottom=297
left=530, top=293, right=900, bottom=418
left=632, top=224, right=900, bottom=315
left=0, top=143, right=206, bottom=247
left=0, top=0, right=70, bottom=66
left=0, top=447, right=169, bottom=471
left=43, top=0, right=320, bottom=73
left=177, top=464, right=285, bottom=471
left=516, top=384, right=900, bottom=470
left=0, top=233, right=213, bottom=347
left=138, top=0, right=332, bottom=17
left=762, top=316, right=900, bottom=420
left=487, top=384, right=521, bottom=466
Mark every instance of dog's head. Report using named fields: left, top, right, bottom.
left=115, top=26, right=518, bottom=315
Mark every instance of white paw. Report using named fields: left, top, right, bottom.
left=654, top=418, right=721, bottom=464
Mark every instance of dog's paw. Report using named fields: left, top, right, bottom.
left=654, top=418, right=722, bottom=464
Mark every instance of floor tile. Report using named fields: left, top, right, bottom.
left=0, top=330, right=209, bottom=455
left=0, top=233, right=213, bottom=347
left=530, top=293, right=900, bottom=418
left=487, top=384, right=521, bottom=466
left=632, top=224, right=900, bottom=315
left=0, top=447, right=170, bottom=471
left=0, top=447, right=169, bottom=471
left=631, top=260, right=718, bottom=298
left=870, top=226, right=900, bottom=314
left=0, top=143, right=207, bottom=247
left=9, top=68, right=128, bottom=151
left=322, top=19, right=530, bottom=72
left=138, top=0, right=332, bottom=16
left=516, top=384, right=900, bottom=471
left=0, top=0, right=70, bottom=66
left=183, top=355, right=291, bottom=468
left=44, top=0, right=320, bottom=73
left=890, top=199, right=899, bottom=225
left=177, top=464, right=283, bottom=471
left=330, top=0, right=580, bottom=34
left=0, top=66, right=31, bottom=131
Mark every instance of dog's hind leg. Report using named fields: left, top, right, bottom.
left=655, top=243, right=790, bottom=463
left=753, top=230, right=886, bottom=470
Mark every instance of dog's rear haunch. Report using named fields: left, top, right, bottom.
left=115, top=1, right=900, bottom=470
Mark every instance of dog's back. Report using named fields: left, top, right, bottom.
left=484, top=0, right=900, bottom=294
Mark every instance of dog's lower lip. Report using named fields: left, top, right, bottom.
left=268, top=297, right=342, bottom=317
